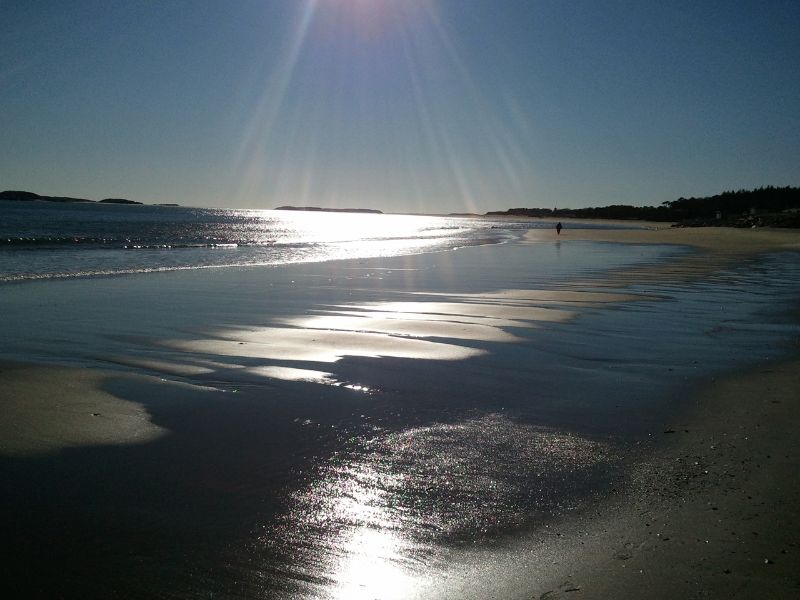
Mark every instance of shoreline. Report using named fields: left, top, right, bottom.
left=525, top=223, right=800, bottom=255
left=510, top=225, right=800, bottom=598
left=1, top=226, right=798, bottom=598
left=428, top=357, right=800, bottom=599
left=525, top=224, right=800, bottom=287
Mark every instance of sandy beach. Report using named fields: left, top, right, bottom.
left=1, top=224, right=799, bottom=598
left=527, top=357, right=800, bottom=599
left=522, top=224, right=800, bottom=598
left=527, top=222, right=800, bottom=283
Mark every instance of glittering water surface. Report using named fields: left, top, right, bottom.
left=0, top=201, right=640, bottom=281
left=253, top=414, right=614, bottom=599
left=0, top=202, right=486, bottom=280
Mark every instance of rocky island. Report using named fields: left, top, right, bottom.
left=1, top=190, right=143, bottom=205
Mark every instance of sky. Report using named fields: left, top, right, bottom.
left=1, top=0, right=798, bottom=214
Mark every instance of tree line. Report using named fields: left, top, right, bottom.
left=487, top=186, right=800, bottom=225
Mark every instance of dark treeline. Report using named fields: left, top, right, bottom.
left=487, top=186, right=800, bottom=226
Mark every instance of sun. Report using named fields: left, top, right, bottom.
left=317, top=0, right=423, bottom=39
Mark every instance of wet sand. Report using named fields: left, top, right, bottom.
left=0, top=364, right=167, bottom=457
left=526, top=223, right=800, bottom=284
left=526, top=358, right=800, bottom=599
left=425, top=360, right=800, bottom=600
left=511, top=224, right=800, bottom=598
left=1, top=225, right=799, bottom=598
left=526, top=221, right=800, bottom=255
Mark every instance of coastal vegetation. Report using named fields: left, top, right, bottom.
left=487, top=186, right=800, bottom=227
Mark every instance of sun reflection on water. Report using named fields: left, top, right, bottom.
left=145, top=288, right=634, bottom=394
left=256, top=414, right=615, bottom=598
left=331, top=526, right=424, bottom=600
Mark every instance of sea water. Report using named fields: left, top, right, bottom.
left=0, top=200, right=629, bottom=281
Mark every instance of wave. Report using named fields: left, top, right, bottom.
left=0, top=231, right=506, bottom=251
left=0, top=237, right=268, bottom=249
left=0, top=210, right=515, bottom=282
left=0, top=262, right=256, bottom=283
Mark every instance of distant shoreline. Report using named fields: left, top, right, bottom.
left=4, top=185, right=799, bottom=228
left=0, top=190, right=144, bottom=205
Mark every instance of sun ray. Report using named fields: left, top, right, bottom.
left=233, top=1, right=319, bottom=206
left=230, top=0, right=535, bottom=214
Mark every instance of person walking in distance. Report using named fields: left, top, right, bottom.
left=556, top=222, right=563, bottom=235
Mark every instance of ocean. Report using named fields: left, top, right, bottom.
left=1, top=200, right=630, bottom=281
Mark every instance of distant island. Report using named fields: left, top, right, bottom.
left=0, top=190, right=143, bottom=205
left=487, top=186, right=800, bottom=228
left=275, top=206, right=383, bottom=214
left=99, top=198, right=141, bottom=205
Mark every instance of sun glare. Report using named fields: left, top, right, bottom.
left=330, top=0, right=401, bottom=21
left=315, top=0, right=430, bottom=44
left=234, top=0, right=529, bottom=215
left=332, top=525, right=419, bottom=600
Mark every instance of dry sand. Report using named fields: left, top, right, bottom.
left=526, top=221, right=800, bottom=254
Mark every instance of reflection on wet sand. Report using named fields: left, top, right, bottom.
left=278, top=313, right=523, bottom=342
left=161, top=325, right=486, bottom=364
left=102, top=288, right=635, bottom=597
left=339, top=300, right=575, bottom=323
left=253, top=414, right=614, bottom=598
left=5, top=235, right=799, bottom=600
left=407, top=289, right=645, bottom=305
left=136, top=288, right=636, bottom=389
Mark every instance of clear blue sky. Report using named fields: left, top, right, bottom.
left=2, top=0, right=798, bottom=213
